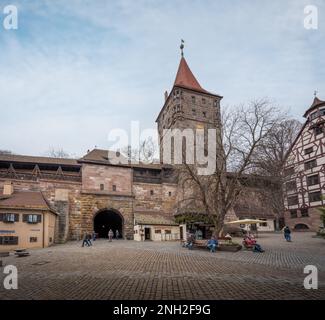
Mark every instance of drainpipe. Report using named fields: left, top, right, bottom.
left=42, top=212, right=45, bottom=248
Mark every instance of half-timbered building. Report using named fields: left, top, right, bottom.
left=284, top=96, right=325, bottom=231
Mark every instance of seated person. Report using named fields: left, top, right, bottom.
left=243, top=235, right=257, bottom=247
left=207, top=237, right=218, bottom=253
left=253, top=243, right=264, bottom=253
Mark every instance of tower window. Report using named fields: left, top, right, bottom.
left=309, top=191, right=321, bottom=202
left=314, top=125, right=323, bottom=136
left=192, top=108, right=196, bottom=114
left=112, top=185, right=117, bottom=191
left=100, top=184, right=104, bottom=191
left=192, top=96, right=196, bottom=104
left=150, top=190, right=154, bottom=196
left=310, top=112, right=318, bottom=120
left=202, top=98, right=206, bottom=104
left=304, top=147, right=313, bottom=155
left=304, top=159, right=317, bottom=170
left=203, top=112, right=207, bottom=118
left=168, top=191, right=172, bottom=197
left=307, top=174, right=319, bottom=186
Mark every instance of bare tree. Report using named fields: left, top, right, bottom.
left=45, top=148, right=70, bottom=158
left=121, top=137, right=158, bottom=164
left=176, top=98, right=284, bottom=236
left=251, top=119, right=302, bottom=228
left=0, top=150, right=13, bottom=155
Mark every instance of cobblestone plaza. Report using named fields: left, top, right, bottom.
left=0, top=233, right=324, bottom=300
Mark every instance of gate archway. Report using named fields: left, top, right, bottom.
left=93, top=209, right=123, bottom=238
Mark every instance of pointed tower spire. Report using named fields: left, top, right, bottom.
left=180, top=39, right=185, bottom=57
left=174, top=56, right=208, bottom=94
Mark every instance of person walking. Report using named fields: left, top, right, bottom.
left=115, top=230, right=120, bottom=240
left=92, top=231, right=97, bottom=241
left=284, top=226, right=292, bottom=242
left=82, top=232, right=89, bottom=247
left=108, top=229, right=114, bottom=242
left=86, top=233, right=92, bottom=246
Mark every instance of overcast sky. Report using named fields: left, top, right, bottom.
left=0, top=0, right=324, bottom=157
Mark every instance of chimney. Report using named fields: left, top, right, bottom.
left=164, top=91, right=168, bottom=102
left=3, top=181, right=14, bottom=195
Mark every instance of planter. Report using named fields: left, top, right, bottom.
left=218, top=244, right=242, bottom=252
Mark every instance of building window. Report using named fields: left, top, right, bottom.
left=320, top=108, right=325, bottom=116
left=30, top=237, right=38, bottom=243
left=23, top=214, right=41, bottom=224
left=286, top=181, right=297, bottom=192
left=165, top=230, right=171, bottom=234
left=287, top=195, right=299, bottom=206
left=100, top=184, right=104, bottom=191
left=168, top=191, right=172, bottom=197
left=155, top=230, right=161, bottom=234
left=309, top=191, right=322, bottom=203
left=0, top=213, right=19, bottom=223
left=304, top=147, right=313, bottom=155
left=202, top=111, right=207, bottom=118
left=310, top=112, right=318, bottom=120
left=301, top=208, right=309, bottom=217
left=214, top=100, right=218, bottom=107
left=314, top=125, right=323, bottom=136
left=290, top=210, right=298, bottom=219
left=150, top=190, right=154, bottom=196
left=259, top=219, right=267, bottom=227
left=192, top=108, right=196, bottom=114
left=307, top=174, right=319, bottom=186
left=304, top=159, right=317, bottom=170
left=202, top=98, right=206, bottom=104
left=0, top=236, right=18, bottom=245
left=284, top=167, right=295, bottom=176
left=192, top=96, right=196, bottom=104
left=112, top=185, right=117, bottom=191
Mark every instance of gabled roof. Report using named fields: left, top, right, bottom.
left=80, top=149, right=128, bottom=164
left=174, top=57, right=209, bottom=94
left=0, top=190, right=58, bottom=214
left=303, top=96, right=325, bottom=118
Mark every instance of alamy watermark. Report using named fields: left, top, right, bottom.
left=107, top=122, right=218, bottom=175
left=1, top=264, right=18, bottom=290
left=303, top=265, right=318, bottom=290
left=2, top=4, right=18, bottom=30
left=304, top=5, right=318, bottom=30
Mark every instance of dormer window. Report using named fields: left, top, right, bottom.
left=310, top=111, right=318, bottom=120
left=320, top=109, right=325, bottom=116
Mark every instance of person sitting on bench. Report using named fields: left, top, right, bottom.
left=207, top=237, right=218, bottom=253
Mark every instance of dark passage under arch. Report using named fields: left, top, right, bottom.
left=93, top=210, right=123, bottom=238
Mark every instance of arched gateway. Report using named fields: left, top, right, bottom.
left=93, top=209, right=124, bottom=239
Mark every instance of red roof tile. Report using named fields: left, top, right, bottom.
left=174, top=57, right=209, bottom=94
left=0, top=191, right=55, bottom=212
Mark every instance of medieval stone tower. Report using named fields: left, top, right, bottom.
left=156, top=47, right=223, bottom=165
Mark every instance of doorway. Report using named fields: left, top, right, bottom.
left=93, top=209, right=123, bottom=238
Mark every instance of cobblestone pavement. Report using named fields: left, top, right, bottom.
left=0, top=233, right=324, bottom=300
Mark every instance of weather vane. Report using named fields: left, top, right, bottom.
left=180, top=39, right=185, bottom=57
left=314, top=90, right=318, bottom=98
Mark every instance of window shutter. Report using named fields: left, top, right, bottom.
left=37, top=215, right=42, bottom=223
left=23, top=214, right=28, bottom=222
left=14, top=214, right=19, bottom=222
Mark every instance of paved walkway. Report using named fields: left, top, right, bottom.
left=0, top=233, right=324, bottom=300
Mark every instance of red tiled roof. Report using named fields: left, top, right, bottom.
left=174, top=57, right=209, bottom=94
left=0, top=191, right=56, bottom=213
